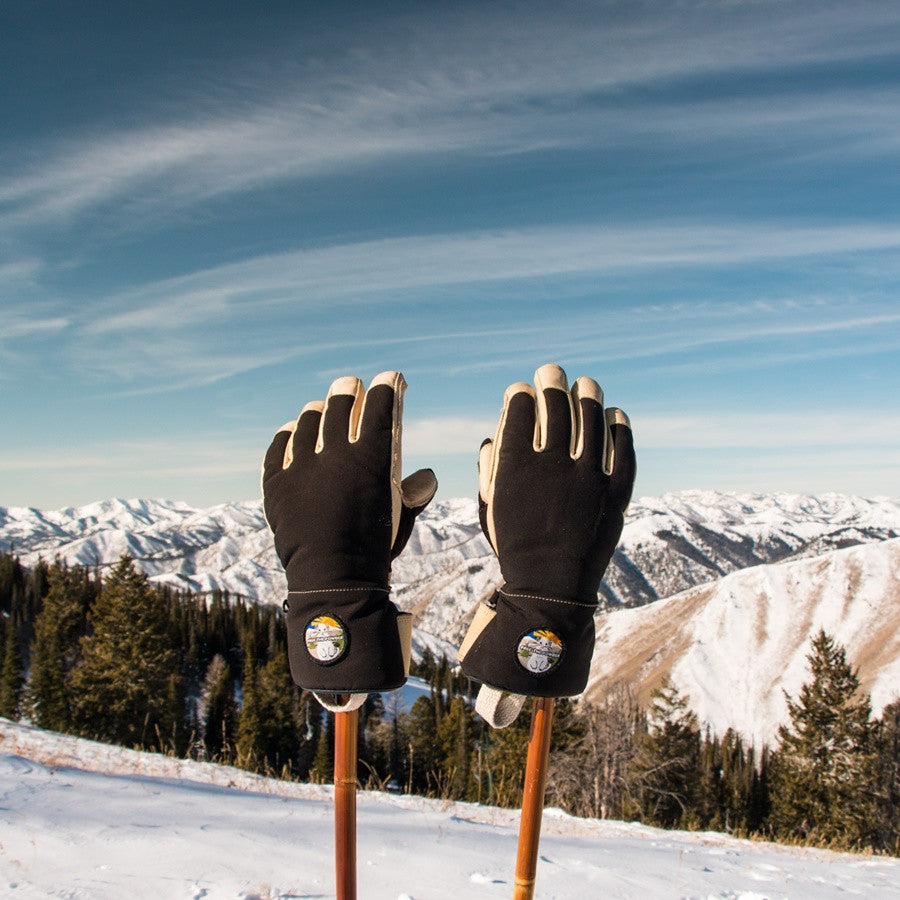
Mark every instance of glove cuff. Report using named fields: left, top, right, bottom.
left=284, top=587, right=407, bottom=693
left=459, top=587, right=597, bottom=698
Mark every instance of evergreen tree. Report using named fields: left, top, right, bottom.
left=200, top=654, right=237, bottom=761
left=0, top=554, right=26, bottom=617
left=436, top=695, right=474, bottom=800
left=695, top=728, right=764, bottom=834
left=407, top=694, right=439, bottom=795
left=474, top=704, right=531, bottom=807
left=162, top=670, right=190, bottom=756
left=310, top=710, right=335, bottom=783
left=747, top=745, right=771, bottom=833
left=295, top=692, right=322, bottom=780
left=874, top=699, right=900, bottom=853
left=0, top=620, right=24, bottom=719
left=411, top=647, right=436, bottom=683
left=256, top=649, right=302, bottom=775
left=235, top=648, right=301, bottom=775
left=25, top=561, right=94, bottom=731
left=71, top=556, right=182, bottom=749
left=768, top=630, right=877, bottom=848
left=387, top=705, right=407, bottom=791
left=235, top=649, right=264, bottom=768
left=363, top=695, right=410, bottom=791
left=630, top=679, right=701, bottom=827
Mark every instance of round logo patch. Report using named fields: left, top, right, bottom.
left=305, top=615, right=348, bottom=664
left=516, top=629, right=564, bottom=675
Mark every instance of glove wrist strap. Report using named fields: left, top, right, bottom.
left=313, top=691, right=369, bottom=713
left=474, top=684, right=527, bottom=728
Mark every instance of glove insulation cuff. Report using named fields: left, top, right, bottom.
left=459, top=587, right=596, bottom=698
left=284, top=587, right=406, bottom=693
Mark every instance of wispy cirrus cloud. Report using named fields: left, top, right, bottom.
left=5, top=86, right=900, bottom=235
left=3, top=2, right=900, bottom=235
left=35, top=219, right=892, bottom=392
left=635, top=411, right=900, bottom=449
left=80, top=221, right=900, bottom=336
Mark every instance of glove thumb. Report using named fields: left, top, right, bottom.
left=391, top=468, right=438, bottom=560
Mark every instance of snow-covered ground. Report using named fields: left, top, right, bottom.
left=2, top=719, right=898, bottom=899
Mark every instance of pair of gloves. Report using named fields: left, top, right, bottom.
left=262, top=365, right=635, bottom=724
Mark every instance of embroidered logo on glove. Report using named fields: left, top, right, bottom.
left=516, top=629, right=564, bottom=675
left=305, top=615, right=349, bottom=664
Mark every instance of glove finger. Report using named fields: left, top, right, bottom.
left=477, top=439, right=497, bottom=550
left=571, top=376, right=605, bottom=464
left=358, top=371, right=407, bottom=547
left=401, top=468, right=438, bottom=509
left=478, top=437, right=494, bottom=501
left=606, top=408, right=636, bottom=508
left=318, top=376, right=364, bottom=451
left=534, top=364, right=574, bottom=454
left=356, top=370, right=406, bottom=447
left=290, top=401, right=324, bottom=467
left=496, top=382, right=536, bottom=455
left=483, top=383, right=533, bottom=549
left=390, top=468, right=438, bottom=559
left=262, top=425, right=294, bottom=484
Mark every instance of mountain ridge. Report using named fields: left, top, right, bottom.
left=3, top=490, right=897, bottom=740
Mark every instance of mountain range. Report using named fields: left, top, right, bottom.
left=2, top=490, right=898, bottom=742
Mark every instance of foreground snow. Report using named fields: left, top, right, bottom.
left=2, top=720, right=898, bottom=899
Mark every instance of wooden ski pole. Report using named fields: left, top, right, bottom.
left=513, top=696, right=555, bottom=900
left=334, top=702, right=358, bottom=900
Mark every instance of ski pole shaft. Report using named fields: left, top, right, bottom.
left=513, top=696, right=555, bottom=900
left=334, top=703, right=358, bottom=900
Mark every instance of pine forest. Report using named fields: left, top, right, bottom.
left=1, top=551, right=898, bottom=855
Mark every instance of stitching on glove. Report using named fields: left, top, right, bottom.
left=287, top=587, right=389, bottom=595
left=499, top=589, right=596, bottom=608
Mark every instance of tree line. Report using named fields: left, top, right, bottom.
left=1, top=551, right=897, bottom=854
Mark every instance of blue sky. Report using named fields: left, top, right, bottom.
left=2, top=0, right=899, bottom=508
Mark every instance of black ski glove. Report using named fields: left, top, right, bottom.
left=263, top=372, right=437, bottom=708
left=458, top=364, right=635, bottom=724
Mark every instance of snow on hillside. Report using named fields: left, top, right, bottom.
left=589, top=537, right=900, bottom=747
left=606, top=491, right=900, bottom=608
left=1, top=491, right=896, bottom=634
left=3, top=718, right=899, bottom=899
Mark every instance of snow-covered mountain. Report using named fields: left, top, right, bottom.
left=4, top=718, right=899, bottom=899
left=2, top=491, right=896, bottom=620
left=589, top=536, right=900, bottom=747
left=2, top=491, right=898, bottom=740
left=0, top=497, right=276, bottom=600
left=606, top=491, right=898, bottom=608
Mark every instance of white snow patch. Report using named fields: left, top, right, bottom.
left=2, top=719, right=898, bottom=899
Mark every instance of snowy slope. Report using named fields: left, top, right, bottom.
left=3, top=718, right=899, bottom=900
left=589, top=537, right=900, bottom=746
left=2, top=491, right=897, bottom=628
left=606, top=491, right=899, bottom=608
